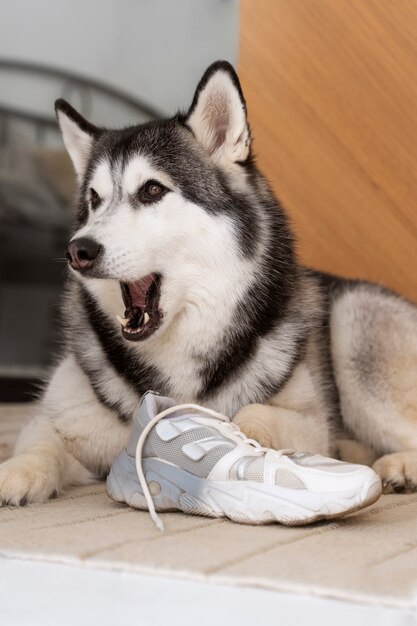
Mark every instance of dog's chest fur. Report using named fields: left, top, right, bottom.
left=67, top=270, right=333, bottom=423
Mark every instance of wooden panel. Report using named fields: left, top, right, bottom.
left=239, top=0, right=417, bottom=301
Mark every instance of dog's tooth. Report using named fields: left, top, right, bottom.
left=144, top=312, right=150, bottom=324
left=116, top=315, right=129, bottom=327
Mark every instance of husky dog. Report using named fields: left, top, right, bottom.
left=1, top=61, right=417, bottom=505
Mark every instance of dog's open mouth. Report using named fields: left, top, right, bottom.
left=118, top=274, right=162, bottom=341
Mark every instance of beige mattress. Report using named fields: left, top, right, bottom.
left=1, top=403, right=417, bottom=610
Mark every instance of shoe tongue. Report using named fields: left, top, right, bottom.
left=127, top=392, right=176, bottom=457
left=138, top=392, right=176, bottom=428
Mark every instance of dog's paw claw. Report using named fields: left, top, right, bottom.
left=0, top=455, right=58, bottom=506
left=373, top=452, right=417, bottom=494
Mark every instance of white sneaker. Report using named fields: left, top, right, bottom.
left=107, top=392, right=382, bottom=530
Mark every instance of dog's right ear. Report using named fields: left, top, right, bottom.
left=55, top=99, right=99, bottom=179
left=184, top=61, right=250, bottom=164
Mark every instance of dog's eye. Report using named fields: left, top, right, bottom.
left=138, top=180, right=167, bottom=204
left=90, top=188, right=101, bottom=210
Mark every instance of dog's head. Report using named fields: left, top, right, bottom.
left=57, top=61, right=262, bottom=343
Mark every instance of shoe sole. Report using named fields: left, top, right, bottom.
left=106, top=451, right=382, bottom=526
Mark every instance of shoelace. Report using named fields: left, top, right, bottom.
left=135, top=403, right=293, bottom=531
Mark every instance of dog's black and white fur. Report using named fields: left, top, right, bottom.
left=1, top=61, right=417, bottom=505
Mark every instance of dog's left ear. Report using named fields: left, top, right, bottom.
left=55, top=99, right=100, bottom=180
left=185, top=61, right=251, bottom=163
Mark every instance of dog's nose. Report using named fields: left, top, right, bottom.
left=66, top=237, right=102, bottom=271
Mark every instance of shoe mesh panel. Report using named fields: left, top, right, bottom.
left=229, top=457, right=306, bottom=489
left=243, top=457, right=265, bottom=481
left=274, top=469, right=306, bottom=489
left=228, top=457, right=247, bottom=480
left=143, top=426, right=234, bottom=478
left=228, top=456, right=265, bottom=481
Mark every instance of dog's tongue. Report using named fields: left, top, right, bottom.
left=128, top=274, right=155, bottom=309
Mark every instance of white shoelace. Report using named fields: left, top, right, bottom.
left=135, top=403, right=292, bottom=531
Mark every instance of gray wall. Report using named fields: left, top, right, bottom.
left=0, top=0, right=239, bottom=123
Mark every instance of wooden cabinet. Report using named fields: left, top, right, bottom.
left=240, top=0, right=417, bottom=301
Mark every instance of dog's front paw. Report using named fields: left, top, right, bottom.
left=373, top=452, right=417, bottom=494
left=233, top=404, right=277, bottom=449
left=0, top=453, right=59, bottom=506
left=335, top=438, right=377, bottom=466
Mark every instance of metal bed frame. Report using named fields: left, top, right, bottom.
left=0, top=59, right=159, bottom=401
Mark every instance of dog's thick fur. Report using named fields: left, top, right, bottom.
left=1, top=61, right=417, bottom=505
